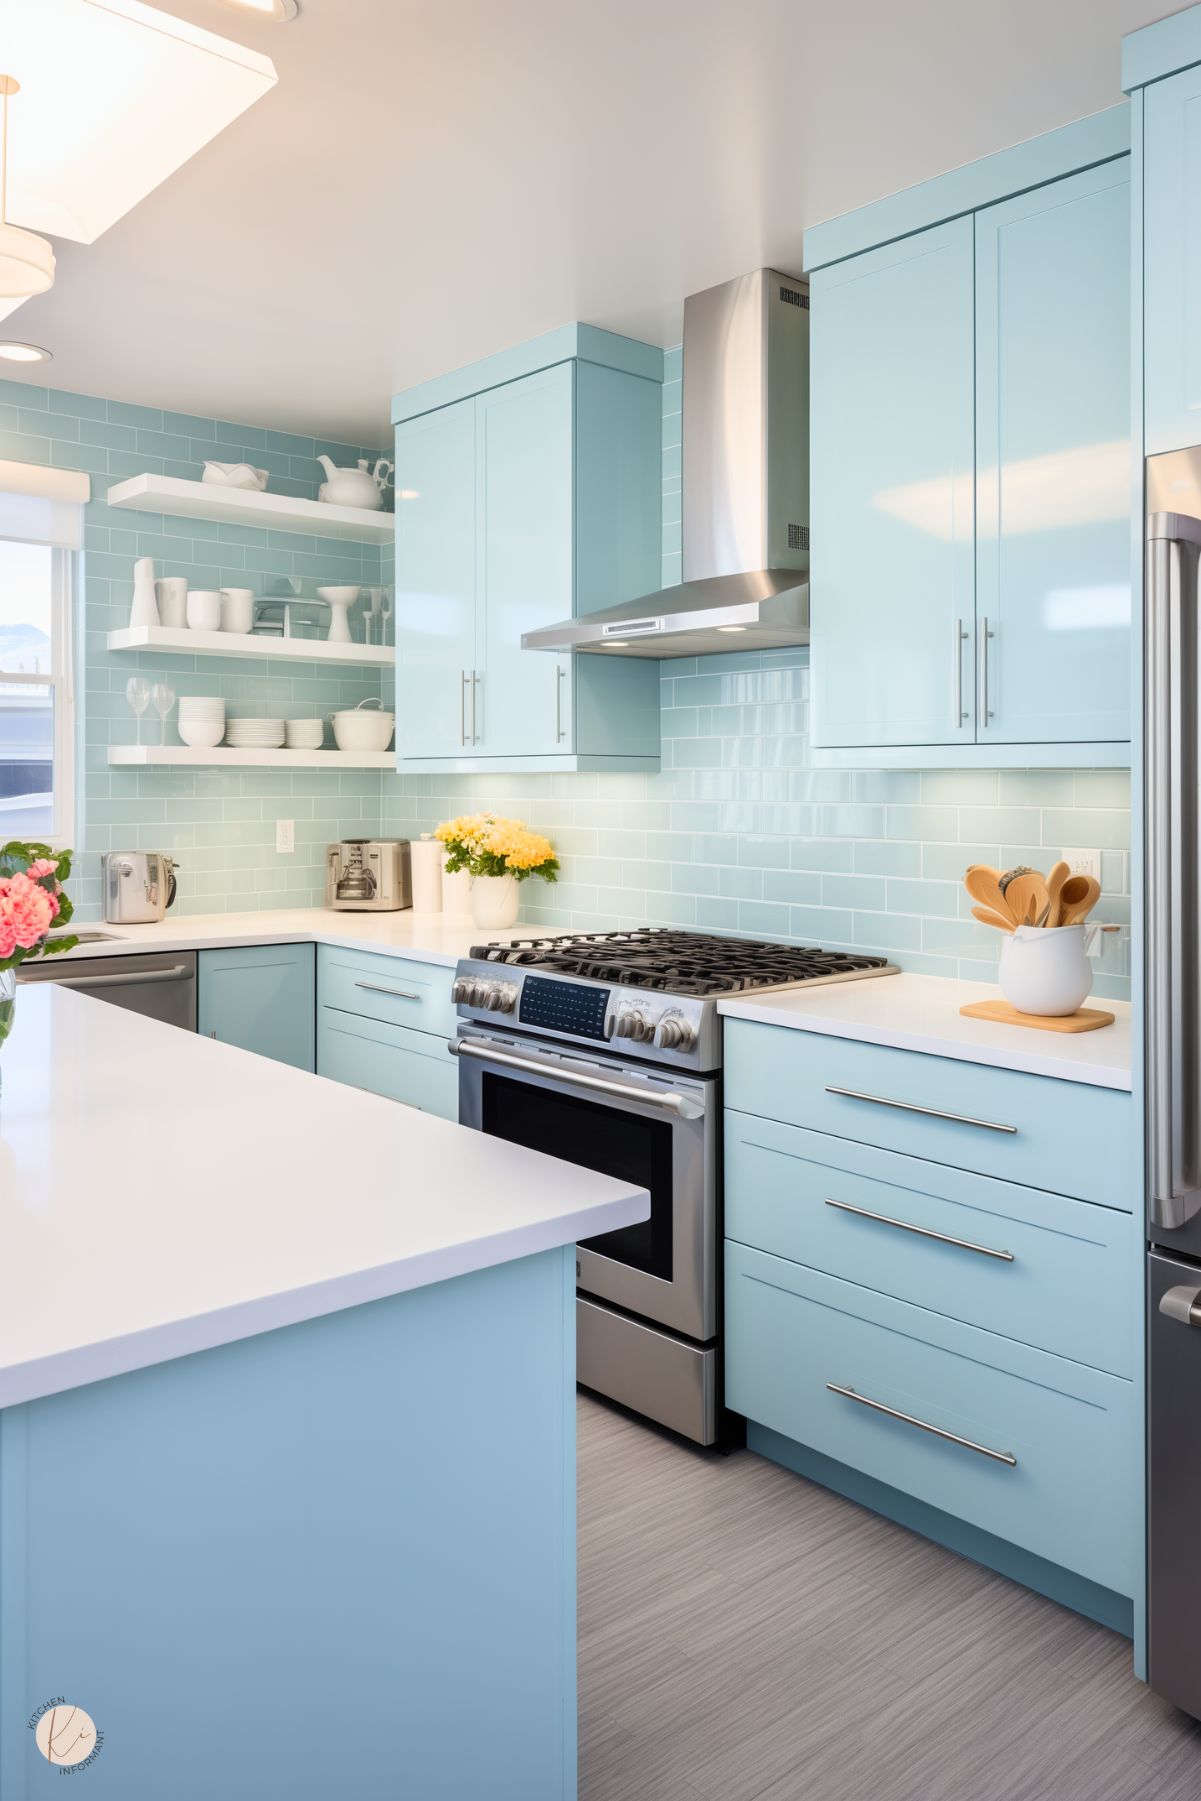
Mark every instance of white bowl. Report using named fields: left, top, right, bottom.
left=329, top=705, right=395, bottom=752
left=180, top=696, right=225, bottom=711
left=202, top=461, right=268, bottom=490
left=179, top=719, right=225, bottom=748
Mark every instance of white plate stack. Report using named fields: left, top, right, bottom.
left=225, top=717, right=286, bottom=750
left=285, top=718, right=324, bottom=751
left=178, top=696, right=226, bottom=748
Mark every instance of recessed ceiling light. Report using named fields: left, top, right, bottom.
left=0, top=339, right=50, bottom=362
left=218, top=0, right=299, bottom=18
left=717, top=625, right=747, bottom=633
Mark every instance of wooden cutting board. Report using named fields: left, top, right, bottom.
left=960, top=999, right=1115, bottom=1034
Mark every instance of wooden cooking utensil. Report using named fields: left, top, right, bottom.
left=1043, top=860, right=1071, bottom=927
left=1004, top=869, right=1050, bottom=927
left=1061, top=875, right=1101, bottom=925
left=964, top=865, right=1017, bottom=925
left=971, top=905, right=1015, bottom=934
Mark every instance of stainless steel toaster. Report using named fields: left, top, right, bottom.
left=102, top=851, right=179, bottom=924
left=325, top=839, right=411, bottom=911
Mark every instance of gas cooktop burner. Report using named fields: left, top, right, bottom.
left=472, top=927, right=893, bottom=998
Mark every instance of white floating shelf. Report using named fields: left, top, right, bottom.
left=105, top=474, right=396, bottom=545
left=108, top=624, right=393, bottom=668
left=107, top=746, right=395, bottom=770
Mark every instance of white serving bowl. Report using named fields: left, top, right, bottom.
left=285, top=719, right=324, bottom=748
left=329, top=702, right=395, bottom=752
left=179, top=719, right=225, bottom=748
left=202, top=461, right=268, bottom=490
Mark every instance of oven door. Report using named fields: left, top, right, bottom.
left=455, top=1024, right=716, bottom=1341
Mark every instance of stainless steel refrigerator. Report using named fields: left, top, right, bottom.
left=1145, top=448, right=1201, bottom=1720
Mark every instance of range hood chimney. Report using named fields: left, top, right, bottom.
left=523, top=268, right=810, bottom=658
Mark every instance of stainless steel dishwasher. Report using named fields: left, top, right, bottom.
left=17, top=949, right=198, bottom=1030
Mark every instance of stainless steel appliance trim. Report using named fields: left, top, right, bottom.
left=824, top=1196, right=1015, bottom=1262
left=824, top=1084, right=1017, bottom=1134
left=825, top=1382, right=1017, bottom=1466
left=953, top=616, right=968, bottom=725
left=44, top=963, right=192, bottom=990
left=451, top=1035, right=705, bottom=1119
left=355, top=981, right=421, bottom=1002
left=577, top=1296, right=716, bottom=1445
left=1158, top=1284, right=1201, bottom=1327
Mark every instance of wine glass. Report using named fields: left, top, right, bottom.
left=125, top=676, right=150, bottom=746
left=150, top=681, right=175, bottom=746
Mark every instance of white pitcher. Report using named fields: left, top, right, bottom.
left=998, top=923, right=1105, bottom=1016
left=129, top=556, right=159, bottom=629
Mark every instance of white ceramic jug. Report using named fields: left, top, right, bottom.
left=129, top=556, right=159, bottom=629
left=998, top=923, right=1105, bottom=1016
left=315, top=455, right=393, bottom=511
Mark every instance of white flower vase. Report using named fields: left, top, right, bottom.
left=469, top=873, right=520, bottom=931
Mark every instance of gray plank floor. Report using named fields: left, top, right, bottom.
left=577, top=1393, right=1201, bottom=1801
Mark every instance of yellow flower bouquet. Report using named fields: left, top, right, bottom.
left=435, top=814, right=560, bottom=884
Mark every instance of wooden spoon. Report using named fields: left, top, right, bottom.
left=964, top=865, right=1017, bottom=925
left=1005, top=869, right=1050, bottom=927
left=971, top=905, right=1015, bottom=934
left=1043, top=860, right=1071, bottom=927
left=1060, top=875, right=1101, bottom=925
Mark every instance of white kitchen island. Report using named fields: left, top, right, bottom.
left=0, top=986, right=648, bottom=1800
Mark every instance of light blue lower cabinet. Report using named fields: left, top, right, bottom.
left=0, top=1247, right=578, bottom=1800
left=197, top=943, right=315, bottom=1071
left=317, top=1006, right=458, bottom=1120
left=726, top=1240, right=1135, bottom=1602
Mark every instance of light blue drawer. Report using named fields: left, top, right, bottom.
left=318, top=944, right=457, bottom=1042
left=725, top=1241, right=1135, bottom=1597
left=726, top=1112, right=1133, bottom=1377
left=317, top=1008, right=458, bottom=1119
left=723, top=1019, right=1134, bottom=1210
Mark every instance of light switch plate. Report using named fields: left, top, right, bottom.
left=275, top=818, right=295, bottom=854
left=1061, top=847, right=1101, bottom=881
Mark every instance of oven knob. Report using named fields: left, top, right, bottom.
left=496, top=983, right=518, bottom=1014
left=468, top=978, right=492, bottom=1007
left=655, top=1015, right=695, bottom=1052
left=616, top=1007, right=651, bottom=1041
left=480, top=982, right=506, bottom=1011
left=451, top=976, right=473, bottom=1005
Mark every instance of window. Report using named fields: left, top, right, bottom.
left=0, top=463, right=89, bottom=848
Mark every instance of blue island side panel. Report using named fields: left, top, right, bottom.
left=0, top=1245, right=577, bottom=1801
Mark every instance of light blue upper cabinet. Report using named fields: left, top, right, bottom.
left=805, top=106, right=1132, bottom=768
left=974, top=162, right=1132, bottom=744
left=810, top=219, right=976, bottom=750
left=1142, top=63, right=1201, bottom=455
left=392, top=327, right=663, bottom=774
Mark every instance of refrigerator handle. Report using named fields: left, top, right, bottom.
left=1147, top=515, right=1201, bottom=1229
left=1159, top=1285, right=1201, bottom=1327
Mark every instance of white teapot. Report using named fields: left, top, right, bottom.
left=316, top=455, right=393, bottom=511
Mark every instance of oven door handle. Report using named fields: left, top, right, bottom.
left=450, top=1036, right=706, bottom=1119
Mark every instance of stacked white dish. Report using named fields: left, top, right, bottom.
left=178, top=696, right=226, bottom=748
left=226, top=717, right=286, bottom=750
left=285, top=718, right=324, bottom=750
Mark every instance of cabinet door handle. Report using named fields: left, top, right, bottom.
left=979, top=615, right=995, bottom=723
left=472, top=670, right=482, bottom=745
left=952, top=617, right=969, bottom=726
left=460, top=670, right=469, bottom=748
left=826, top=1382, right=1017, bottom=1466
left=555, top=664, right=566, bottom=742
left=824, top=1084, right=1017, bottom=1135
left=824, top=1197, right=1014, bottom=1262
left=354, top=980, right=422, bottom=1002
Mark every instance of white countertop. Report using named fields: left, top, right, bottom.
left=49, top=907, right=558, bottom=967
left=0, top=985, right=648, bottom=1409
left=718, top=972, right=1133, bottom=1091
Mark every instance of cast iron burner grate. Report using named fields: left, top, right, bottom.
left=471, top=928, right=892, bottom=997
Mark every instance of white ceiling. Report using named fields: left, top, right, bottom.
left=4, top=0, right=1168, bottom=443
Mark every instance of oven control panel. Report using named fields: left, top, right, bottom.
left=452, top=961, right=715, bottom=1069
left=518, top=975, right=610, bottom=1040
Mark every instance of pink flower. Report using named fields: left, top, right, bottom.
left=0, top=872, right=55, bottom=956
left=25, top=857, right=58, bottom=883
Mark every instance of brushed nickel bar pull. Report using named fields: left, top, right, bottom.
left=451, top=1036, right=704, bottom=1118
left=824, top=1196, right=1014, bottom=1262
left=826, top=1382, right=1017, bottom=1466
left=354, top=981, right=421, bottom=1002
left=555, top=664, right=566, bottom=741
left=43, top=963, right=192, bottom=990
left=979, top=615, right=995, bottom=723
left=824, top=1085, right=1017, bottom=1135
left=952, top=617, right=968, bottom=725
left=459, top=670, right=469, bottom=747
left=471, top=670, right=482, bottom=745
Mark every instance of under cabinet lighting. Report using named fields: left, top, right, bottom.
left=0, top=338, right=50, bottom=361
left=604, top=640, right=630, bottom=648
left=716, top=625, right=747, bottom=633
left=217, top=0, right=299, bottom=16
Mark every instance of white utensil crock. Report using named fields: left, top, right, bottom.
left=469, top=873, right=520, bottom=930
left=409, top=835, right=443, bottom=913
left=998, top=924, right=1103, bottom=1017
left=155, top=576, right=188, bottom=629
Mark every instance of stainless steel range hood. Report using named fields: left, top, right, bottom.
left=523, top=268, right=810, bottom=659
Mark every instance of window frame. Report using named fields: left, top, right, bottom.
left=0, top=542, right=77, bottom=851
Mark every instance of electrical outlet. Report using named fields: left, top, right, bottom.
left=275, top=818, right=295, bottom=855
left=1061, top=847, right=1100, bottom=882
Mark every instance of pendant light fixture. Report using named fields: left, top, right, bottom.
left=0, top=76, right=54, bottom=300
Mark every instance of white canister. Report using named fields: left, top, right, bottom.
left=155, top=575, right=188, bottom=629
left=409, top=834, right=443, bottom=913
left=130, top=556, right=159, bottom=629
left=440, top=845, right=472, bottom=916
left=220, top=588, right=256, bottom=634
left=998, top=924, right=1101, bottom=1017
left=186, top=589, right=222, bottom=632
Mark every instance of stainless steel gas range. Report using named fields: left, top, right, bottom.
left=452, top=928, right=897, bottom=1445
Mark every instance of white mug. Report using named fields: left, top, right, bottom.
left=220, top=588, right=255, bottom=635
left=155, top=576, right=188, bottom=629
left=186, top=589, right=222, bottom=632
